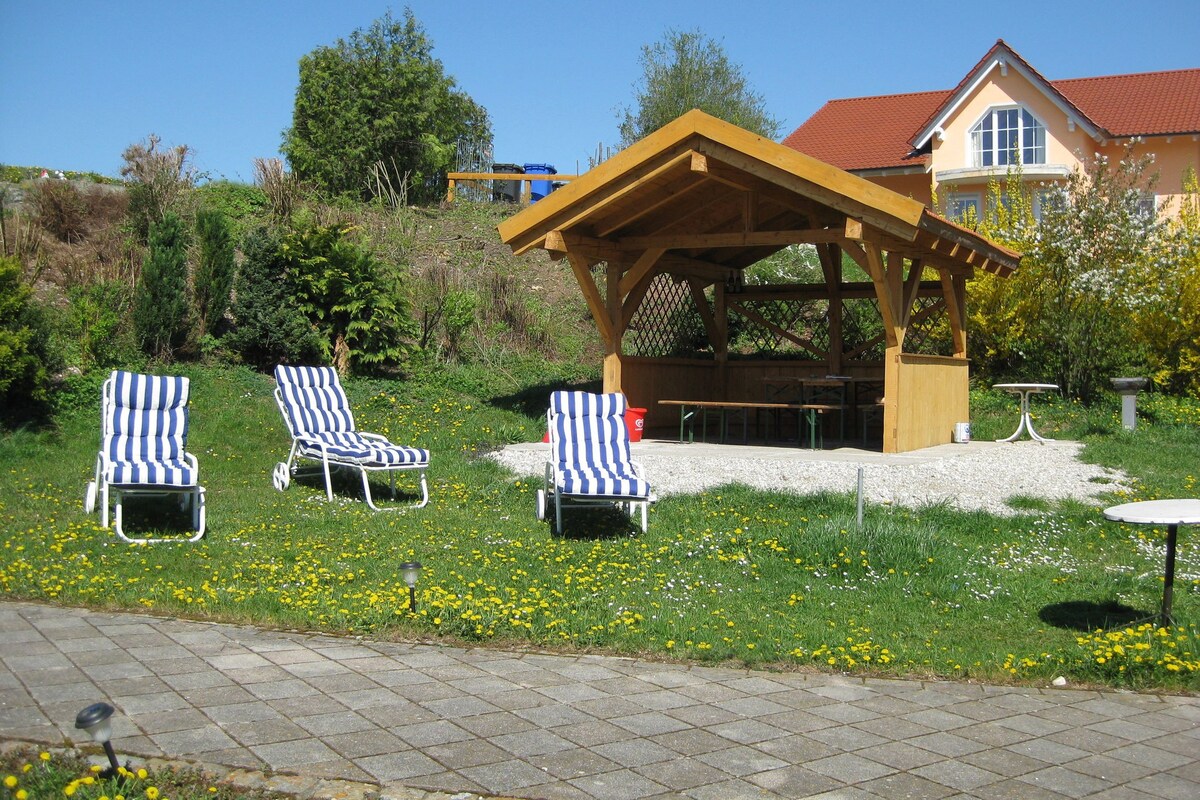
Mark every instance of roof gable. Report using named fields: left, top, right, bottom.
left=783, top=42, right=1200, bottom=173
left=910, top=40, right=1101, bottom=149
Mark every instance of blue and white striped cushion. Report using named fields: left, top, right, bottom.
left=297, top=431, right=429, bottom=466
left=549, top=391, right=649, bottom=499
left=109, top=459, right=196, bottom=487
left=557, top=466, right=650, bottom=497
left=103, top=371, right=196, bottom=487
left=275, top=365, right=356, bottom=436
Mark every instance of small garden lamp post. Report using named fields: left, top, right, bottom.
left=399, top=561, right=422, bottom=612
left=74, top=702, right=122, bottom=779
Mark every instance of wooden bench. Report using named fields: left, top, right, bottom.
left=657, top=400, right=841, bottom=448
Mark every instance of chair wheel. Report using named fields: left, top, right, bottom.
left=272, top=462, right=291, bottom=491
left=84, top=481, right=97, bottom=514
left=536, top=489, right=546, bottom=520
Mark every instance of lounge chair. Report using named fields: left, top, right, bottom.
left=272, top=365, right=429, bottom=510
left=84, top=370, right=206, bottom=543
left=538, top=391, right=653, bottom=533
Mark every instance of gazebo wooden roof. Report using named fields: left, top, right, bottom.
left=498, top=110, right=1021, bottom=452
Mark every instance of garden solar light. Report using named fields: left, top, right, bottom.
left=399, top=561, right=422, bottom=612
left=74, top=701, right=122, bottom=778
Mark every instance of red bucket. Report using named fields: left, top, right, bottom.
left=624, top=407, right=647, bottom=442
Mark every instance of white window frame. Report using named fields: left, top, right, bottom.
left=946, top=192, right=982, bottom=223
left=969, top=105, right=1047, bottom=169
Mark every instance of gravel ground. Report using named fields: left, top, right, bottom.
left=486, top=439, right=1129, bottom=517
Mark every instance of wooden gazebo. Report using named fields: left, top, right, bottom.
left=498, top=111, right=1020, bottom=453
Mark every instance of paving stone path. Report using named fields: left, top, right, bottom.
left=1, top=601, right=1196, bottom=799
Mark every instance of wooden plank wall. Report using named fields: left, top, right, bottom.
left=889, top=354, right=969, bottom=452
left=620, top=357, right=888, bottom=435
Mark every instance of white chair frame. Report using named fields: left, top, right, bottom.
left=272, top=367, right=429, bottom=511
left=535, top=393, right=652, bottom=534
left=84, top=372, right=206, bottom=544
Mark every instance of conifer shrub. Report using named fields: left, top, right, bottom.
left=132, top=212, right=190, bottom=360
left=192, top=208, right=236, bottom=340
left=224, top=226, right=322, bottom=370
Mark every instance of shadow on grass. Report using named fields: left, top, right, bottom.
left=109, top=495, right=202, bottom=542
left=1039, top=599, right=1147, bottom=631
left=288, top=466, right=426, bottom=508
left=541, top=505, right=643, bottom=540
left=488, top=378, right=603, bottom=418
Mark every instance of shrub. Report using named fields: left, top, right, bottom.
left=121, top=134, right=197, bottom=243
left=28, top=179, right=89, bottom=241
left=224, top=226, right=322, bottom=370
left=61, top=279, right=139, bottom=370
left=281, top=221, right=414, bottom=374
left=192, top=208, right=236, bottom=340
left=0, top=256, right=58, bottom=427
left=133, top=212, right=190, bottom=360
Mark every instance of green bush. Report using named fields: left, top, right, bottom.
left=193, top=208, right=236, bottom=340
left=61, top=280, right=140, bottom=371
left=282, top=220, right=415, bottom=374
left=224, top=226, right=322, bottom=370
left=0, top=256, right=59, bottom=428
left=133, top=212, right=190, bottom=360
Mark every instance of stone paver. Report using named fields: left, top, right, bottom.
left=0, top=600, right=1196, bottom=800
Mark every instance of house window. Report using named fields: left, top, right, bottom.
left=971, top=107, right=1046, bottom=168
left=1136, top=192, right=1157, bottom=219
left=946, top=192, right=981, bottom=223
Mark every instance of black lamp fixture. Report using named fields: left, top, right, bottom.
left=74, top=702, right=123, bottom=779
left=399, top=561, right=422, bottom=612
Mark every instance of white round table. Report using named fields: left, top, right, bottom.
left=1103, top=499, right=1200, bottom=626
left=993, top=383, right=1058, bottom=443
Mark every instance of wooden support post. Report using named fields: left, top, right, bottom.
left=863, top=243, right=902, bottom=349
left=819, top=243, right=844, bottom=374
left=939, top=268, right=968, bottom=357
left=883, top=345, right=902, bottom=453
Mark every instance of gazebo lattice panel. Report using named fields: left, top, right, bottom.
left=625, top=275, right=709, bottom=358
left=841, top=298, right=886, bottom=361
left=728, top=298, right=830, bottom=357
left=904, top=297, right=953, bottom=356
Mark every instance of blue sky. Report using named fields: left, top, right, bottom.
left=2, top=0, right=1197, bottom=183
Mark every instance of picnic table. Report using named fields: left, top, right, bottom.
left=657, top=399, right=840, bottom=449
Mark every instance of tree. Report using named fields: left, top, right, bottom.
left=192, top=208, right=236, bottom=341
left=281, top=221, right=414, bottom=375
left=0, top=256, right=57, bottom=427
left=617, top=28, right=781, bottom=147
left=121, top=135, right=197, bottom=244
left=971, top=149, right=1168, bottom=401
left=282, top=9, right=492, bottom=203
left=133, top=212, right=190, bottom=360
left=224, top=227, right=322, bottom=371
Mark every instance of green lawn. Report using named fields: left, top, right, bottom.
left=1, top=366, right=1197, bottom=691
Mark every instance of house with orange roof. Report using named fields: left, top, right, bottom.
left=782, top=40, right=1200, bottom=221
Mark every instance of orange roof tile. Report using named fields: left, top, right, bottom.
left=781, top=90, right=947, bottom=171
left=1054, top=69, right=1200, bottom=137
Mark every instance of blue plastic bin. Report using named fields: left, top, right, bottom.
left=523, top=163, right=557, bottom=202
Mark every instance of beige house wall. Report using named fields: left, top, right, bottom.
left=865, top=64, right=1200, bottom=219
left=864, top=172, right=934, bottom=207
left=1099, top=136, right=1200, bottom=214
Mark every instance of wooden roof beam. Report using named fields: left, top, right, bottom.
left=619, top=228, right=844, bottom=250
left=699, top=141, right=922, bottom=242
left=507, top=149, right=701, bottom=255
